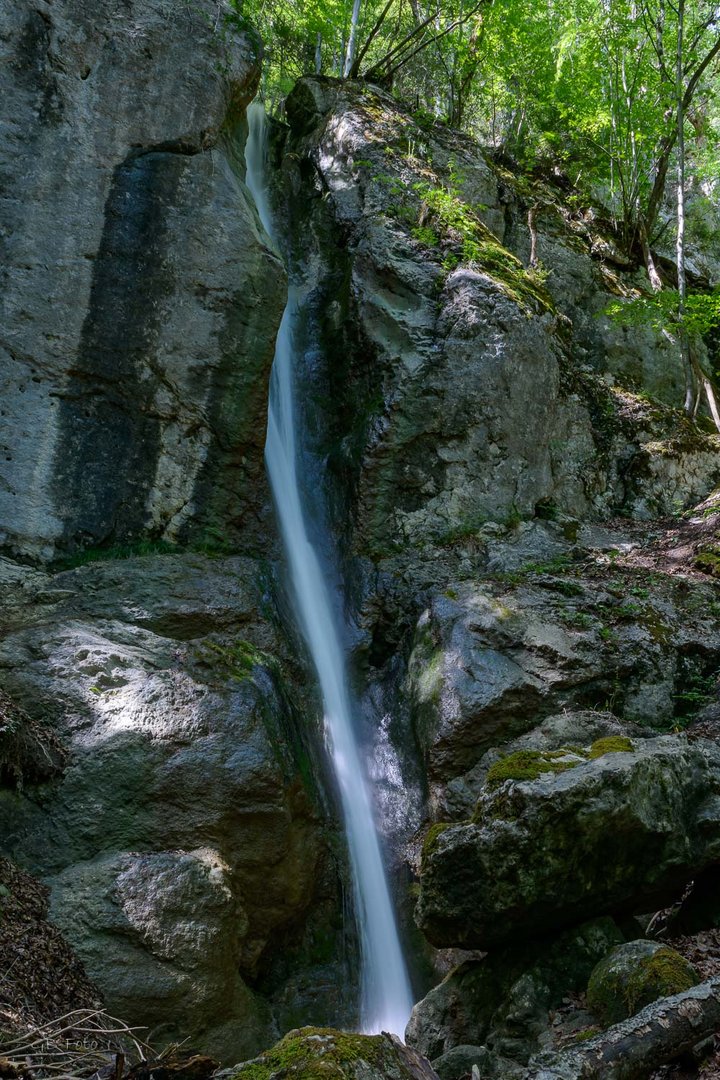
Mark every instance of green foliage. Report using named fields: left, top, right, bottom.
left=410, top=224, right=439, bottom=246
left=605, top=288, right=720, bottom=338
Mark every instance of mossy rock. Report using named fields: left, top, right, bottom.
left=485, top=748, right=584, bottom=790
left=422, top=822, right=454, bottom=858
left=229, top=1028, right=426, bottom=1080
left=695, top=545, right=720, bottom=578
left=586, top=940, right=699, bottom=1024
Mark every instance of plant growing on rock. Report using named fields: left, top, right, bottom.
left=606, top=286, right=720, bottom=429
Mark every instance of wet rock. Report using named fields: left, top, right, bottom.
left=0, top=0, right=285, bottom=562
left=406, top=918, right=623, bottom=1065
left=417, top=736, right=720, bottom=950
left=586, top=940, right=700, bottom=1025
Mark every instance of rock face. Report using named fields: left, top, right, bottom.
left=406, top=565, right=720, bottom=793
left=277, top=77, right=720, bottom=581
left=0, top=0, right=285, bottom=562
left=0, top=553, right=346, bottom=1061
left=417, top=735, right=720, bottom=949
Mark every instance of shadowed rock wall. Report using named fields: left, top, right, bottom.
left=0, top=0, right=286, bottom=561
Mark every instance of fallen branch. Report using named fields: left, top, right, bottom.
left=524, top=976, right=720, bottom=1079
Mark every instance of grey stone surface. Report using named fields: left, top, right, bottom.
left=279, top=77, right=720, bottom=586
left=406, top=573, right=720, bottom=788
left=0, top=553, right=340, bottom=1060
left=431, top=1045, right=497, bottom=1080
left=417, top=735, right=720, bottom=950
left=0, top=0, right=285, bottom=562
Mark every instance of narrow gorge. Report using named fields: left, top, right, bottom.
left=2, top=2, right=720, bottom=1079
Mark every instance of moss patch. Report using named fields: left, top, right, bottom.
left=485, top=748, right=582, bottom=790
left=193, top=639, right=276, bottom=683
left=52, top=538, right=179, bottom=571
left=695, top=545, right=720, bottom=577
left=588, top=736, right=634, bottom=759
left=422, top=822, right=454, bottom=858
left=229, top=1028, right=394, bottom=1080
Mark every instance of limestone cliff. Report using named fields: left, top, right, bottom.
left=0, top=0, right=285, bottom=562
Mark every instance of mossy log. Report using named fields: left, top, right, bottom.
left=525, top=976, right=720, bottom=1079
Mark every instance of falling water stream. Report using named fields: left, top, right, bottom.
left=245, top=101, right=413, bottom=1037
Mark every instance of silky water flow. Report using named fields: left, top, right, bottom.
left=245, top=100, right=413, bottom=1037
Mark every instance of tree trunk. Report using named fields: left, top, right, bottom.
left=528, top=205, right=539, bottom=268
left=525, top=977, right=720, bottom=1079
left=638, top=220, right=663, bottom=291
left=343, top=0, right=362, bottom=77
left=675, top=0, right=695, bottom=416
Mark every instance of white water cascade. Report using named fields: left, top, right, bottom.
left=245, top=100, right=413, bottom=1037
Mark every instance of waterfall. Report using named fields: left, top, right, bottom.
left=245, top=100, right=413, bottom=1037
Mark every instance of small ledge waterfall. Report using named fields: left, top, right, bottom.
left=245, top=101, right=413, bottom=1037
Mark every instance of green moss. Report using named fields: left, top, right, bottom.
left=411, top=180, right=553, bottom=311
left=631, top=948, right=698, bottom=1008
left=695, top=545, right=720, bottom=577
left=195, top=639, right=275, bottom=682
left=573, top=1026, right=600, bottom=1042
left=422, top=822, right=453, bottom=858
left=588, top=736, right=634, bottom=759
left=485, top=749, right=581, bottom=790
left=588, top=946, right=698, bottom=1024
left=230, top=1028, right=392, bottom=1080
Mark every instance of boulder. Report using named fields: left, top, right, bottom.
left=279, top=76, right=720, bottom=589
left=417, top=735, right=720, bottom=950
left=430, top=1045, right=500, bottom=1080
left=586, top=940, right=700, bottom=1025
left=406, top=919, right=623, bottom=1064
left=406, top=573, right=720, bottom=786
left=441, top=710, right=637, bottom=820
left=228, top=1028, right=440, bottom=1080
